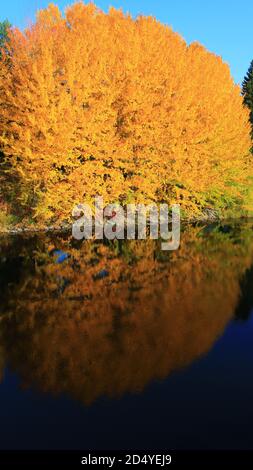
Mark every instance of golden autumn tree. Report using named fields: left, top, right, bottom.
left=0, top=2, right=252, bottom=224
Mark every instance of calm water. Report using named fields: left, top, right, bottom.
left=0, top=221, right=253, bottom=450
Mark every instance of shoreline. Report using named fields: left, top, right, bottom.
left=0, top=214, right=252, bottom=236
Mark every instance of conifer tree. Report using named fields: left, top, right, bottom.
left=0, top=20, right=11, bottom=58
left=242, top=60, right=253, bottom=136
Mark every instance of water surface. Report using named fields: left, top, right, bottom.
left=0, top=222, right=253, bottom=449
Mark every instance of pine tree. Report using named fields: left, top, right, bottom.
left=242, top=60, right=253, bottom=136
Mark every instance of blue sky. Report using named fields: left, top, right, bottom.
left=0, top=0, right=252, bottom=84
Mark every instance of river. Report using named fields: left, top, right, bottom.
left=0, top=221, right=253, bottom=449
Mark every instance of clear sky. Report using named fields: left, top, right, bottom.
left=0, top=0, right=252, bottom=84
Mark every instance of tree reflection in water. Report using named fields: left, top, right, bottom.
left=0, top=222, right=253, bottom=404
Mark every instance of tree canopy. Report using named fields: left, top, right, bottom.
left=0, top=3, right=251, bottom=224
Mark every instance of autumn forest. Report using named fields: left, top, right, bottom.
left=0, top=2, right=253, bottom=230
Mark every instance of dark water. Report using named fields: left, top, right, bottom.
left=0, top=221, right=253, bottom=450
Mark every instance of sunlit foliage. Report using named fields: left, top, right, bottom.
left=0, top=3, right=251, bottom=224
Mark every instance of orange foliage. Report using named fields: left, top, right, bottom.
left=0, top=2, right=251, bottom=222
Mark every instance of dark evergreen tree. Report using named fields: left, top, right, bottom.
left=242, top=60, right=253, bottom=137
